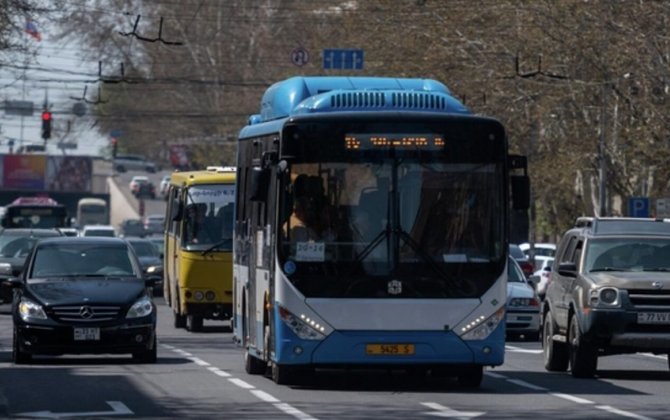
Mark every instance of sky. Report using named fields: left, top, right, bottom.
left=0, top=18, right=107, bottom=156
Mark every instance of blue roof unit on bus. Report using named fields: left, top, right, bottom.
left=248, top=76, right=470, bottom=125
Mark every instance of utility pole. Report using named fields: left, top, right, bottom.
left=598, top=83, right=608, bottom=217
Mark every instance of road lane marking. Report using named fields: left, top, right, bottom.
left=228, top=378, right=255, bottom=389
left=550, top=393, right=594, bottom=404
left=251, top=390, right=279, bottom=403
left=505, top=379, right=547, bottom=391
left=483, top=371, right=507, bottom=379
left=162, top=344, right=319, bottom=419
left=596, top=405, right=656, bottom=420
left=505, top=345, right=543, bottom=354
left=207, top=366, right=231, bottom=377
left=421, top=402, right=485, bottom=418
left=16, top=401, right=133, bottom=418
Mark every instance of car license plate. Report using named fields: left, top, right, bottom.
left=366, top=344, right=415, bottom=355
left=74, top=327, right=100, bottom=341
left=637, top=312, right=670, bottom=324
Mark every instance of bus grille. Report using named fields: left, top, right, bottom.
left=51, top=305, right=122, bottom=322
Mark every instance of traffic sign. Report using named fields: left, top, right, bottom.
left=323, top=49, right=364, bottom=70
left=656, top=198, right=670, bottom=218
left=628, top=197, right=650, bottom=217
left=290, top=47, right=309, bottom=67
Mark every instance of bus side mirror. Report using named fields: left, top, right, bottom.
left=250, top=167, right=270, bottom=202
left=511, top=175, right=530, bottom=211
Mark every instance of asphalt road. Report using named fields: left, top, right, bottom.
left=1, top=172, right=669, bottom=419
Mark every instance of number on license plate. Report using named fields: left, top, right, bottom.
left=637, top=312, right=670, bottom=324
left=366, top=344, right=415, bottom=355
left=74, top=327, right=100, bottom=341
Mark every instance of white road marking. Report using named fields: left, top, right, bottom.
left=274, top=402, right=318, bottom=420
left=505, top=378, right=547, bottom=391
left=16, top=401, right=133, bottom=418
left=187, top=357, right=210, bottom=366
left=421, top=402, right=485, bottom=418
left=505, top=345, right=543, bottom=354
left=251, top=389, right=279, bottom=403
left=550, top=393, right=594, bottom=405
left=596, top=405, right=656, bottom=420
left=228, top=377, right=255, bottom=389
left=207, top=366, right=231, bottom=377
left=483, top=371, right=507, bottom=379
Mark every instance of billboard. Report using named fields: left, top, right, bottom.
left=0, top=154, right=92, bottom=192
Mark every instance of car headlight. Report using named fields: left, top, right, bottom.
left=509, top=297, right=540, bottom=308
left=18, top=298, right=47, bottom=321
left=126, top=296, right=154, bottom=318
left=460, top=307, right=506, bottom=340
left=0, top=262, right=12, bottom=275
left=589, top=287, right=620, bottom=308
left=146, top=265, right=161, bottom=274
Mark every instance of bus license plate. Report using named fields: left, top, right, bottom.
left=637, top=312, right=670, bottom=324
left=366, top=344, right=415, bottom=355
left=74, top=327, right=100, bottom=341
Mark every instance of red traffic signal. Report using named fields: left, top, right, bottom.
left=41, top=111, right=52, bottom=139
left=42, top=111, right=52, bottom=121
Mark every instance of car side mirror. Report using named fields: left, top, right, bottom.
left=1, top=276, right=23, bottom=289
left=558, top=262, right=577, bottom=277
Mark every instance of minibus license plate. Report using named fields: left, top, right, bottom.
left=366, top=344, right=415, bottom=355
left=74, top=327, right=100, bottom=341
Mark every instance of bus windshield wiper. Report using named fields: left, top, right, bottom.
left=201, top=238, right=232, bottom=256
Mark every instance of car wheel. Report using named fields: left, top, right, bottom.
left=568, top=313, right=598, bottom=378
left=457, top=365, right=483, bottom=388
left=542, top=311, right=569, bottom=371
left=186, top=314, right=203, bottom=332
left=133, top=336, right=157, bottom=363
left=12, top=327, right=31, bottom=364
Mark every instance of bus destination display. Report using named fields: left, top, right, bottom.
left=345, top=133, right=445, bottom=150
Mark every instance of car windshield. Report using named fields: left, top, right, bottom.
left=129, top=241, right=158, bottom=257
left=0, top=234, right=40, bottom=258
left=585, top=238, right=670, bottom=272
left=30, top=243, right=141, bottom=279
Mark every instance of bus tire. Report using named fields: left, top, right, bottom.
left=186, top=314, right=203, bottom=332
left=457, top=365, right=483, bottom=388
left=173, top=311, right=186, bottom=329
left=244, top=350, right=266, bottom=375
left=543, top=311, right=569, bottom=372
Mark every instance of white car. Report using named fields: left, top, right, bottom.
left=519, top=242, right=556, bottom=258
left=80, top=225, right=117, bottom=237
left=530, top=257, right=554, bottom=298
left=159, top=175, right=171, bottom=198
left=506, top=256, right=541, bottom=340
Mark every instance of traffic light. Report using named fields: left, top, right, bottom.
left=111, top=137, right=118, bottom=158
left=41, top=111, right=52, bottom=140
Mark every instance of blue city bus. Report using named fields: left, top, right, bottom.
left=233, top=76, right=529, bottom=386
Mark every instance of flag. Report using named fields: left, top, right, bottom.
left=25, top=21, right=41, bottom=41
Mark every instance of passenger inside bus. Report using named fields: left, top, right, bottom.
left=184, top=203, right=213, bottom=244
left=286, top=196, right=319, bottom=242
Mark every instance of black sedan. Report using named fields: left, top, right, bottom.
left=125, top=237, right=163, bottom=296
left=0, top=228, right=63, bottom=303
left=7, top=237, right=159, bottom=364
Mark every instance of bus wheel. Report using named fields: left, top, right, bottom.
left=186, top=314, right=203, bottom=332
left=245, top=350, right=267, bottom=375
left=173, top=311, right=186, bottom=329
left=457, top=365, right=483, bottom=388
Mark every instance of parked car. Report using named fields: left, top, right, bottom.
left=530, top=256, right=554, bottom=299
left=120, top=218, right=146, bottom=238
left=510, top=244, right=534, bottom=278
left=0, top=228, right=64, bottom=303
left=126, top=237, right=163, bottom=296
left=519, top=242, right=557, bottom=258
left=7, top=237, right=158, bottom=364
left=543, top=216, right=670, bottom=378
left=144, top=214, right=165, bottom=235
left=159, top=175, right=171, bottom=199
left=506, top=256, right=541, bottom=341
left=114, top=154, right=157, bottom=173
left=80, top=225, right=117, bottom=237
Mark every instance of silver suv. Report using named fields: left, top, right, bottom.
left=542, top=217, right=670, bottom=378
left=114, top=154, right=157, bottom=173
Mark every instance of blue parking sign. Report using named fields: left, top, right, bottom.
left=628, top=197, right=650, bottom=217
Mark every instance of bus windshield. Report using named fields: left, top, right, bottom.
left=277, top=118, right=507, bottom=299
left=182, top=184, right=235, bottom=251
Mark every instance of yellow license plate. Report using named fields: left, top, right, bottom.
left=366, top=344, right=415, bottom=355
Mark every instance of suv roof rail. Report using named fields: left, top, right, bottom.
left=574, top=217, right=594, bottom=228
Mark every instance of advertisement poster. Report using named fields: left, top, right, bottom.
left=2, top=154, right=46, bottom=190
left=46, top=156, right=92, bottom=192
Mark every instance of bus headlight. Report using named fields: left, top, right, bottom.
left=278, top=306, right=325, bottom=341
left=460, top=307, right=505, bottom=341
